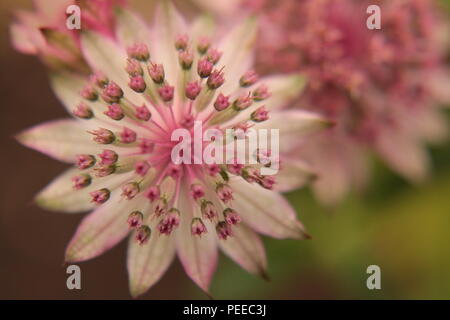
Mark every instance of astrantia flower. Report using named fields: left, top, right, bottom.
left=10, top=0, right=125, bottom=72
left=207, top=0, right=450, bottom=204
left=16, top=3, right=329, bottom=296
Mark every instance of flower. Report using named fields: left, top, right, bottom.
left=16, top=3, right=328, bottom=297
left=9, top=0, right=125, bottom=72
left=201, top=0, right=450, bottom=204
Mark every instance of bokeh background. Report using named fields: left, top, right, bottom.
left=0, top=0, right=449, bottom=299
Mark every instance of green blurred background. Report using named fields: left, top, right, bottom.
left=0, top=0, right=448, bottom=299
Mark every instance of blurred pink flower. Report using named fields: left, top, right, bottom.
left=201, top=0, right=450, bottom=204
left=16, top=3, right=328, bottom=296
left=10, top=0, right=125, bottom=72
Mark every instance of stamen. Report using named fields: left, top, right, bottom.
left=104, top=103, right=124, bottom=120
left=148, top=63, right=165, bottom=84
left=126, top=59, right=144, bottom=76
left=80, top=84, right=98, bottom=101
left=135, top=104, right=152, bottom=121
left=135, top=161, right=151, bottom=176
left=197, top=36, right=210, bottom=55
left=76, top=154, right=96, bottom=169
left=251, top=106, right=269, bottom=122
left=197, top=58, right=213, bottom=78
left=89, top=128, right=115, bottom=144
left=179, top=49, right=193, bottom=70
left=206, top=48, right=222, bottom=64
left=175, top=34, right=189, bottom=51
left=73, top=102, right=94, bottom=119
left=233, top=92, right=253, bottom=111
left=121, top=182, right=140, bottom=200
left=200, top=199, right=218, bottom=220
left=135, top=225, right=151, bottom=245
left=127, top=210, right=144, bottom=228
left=139, top=139, right=155, bottom=153
left=216, top=183, right=233, bottom=203
left=102, top=81, right=124, bottom=103
left=154, top=196, right=168, bottom=217
left=72, top=174, right=92, bottom=189
left=90, top=188, right=110, bottom=204
left=157, top=208, right=180, bottom=235
left=258, top=175, right=276, bottom=190
left=185, top=81, right=201, bottom=100
left=213, top=93, right=230, bottom=111
left=93, top=164, right=116, bottom=177
left=253, top=84, right=271, bottom=101
left=129, top=76, right=147, bottom=93
left=223, top=208, right=241, bottom=225
left=90, top=71, right=109, bottom=87
left=127, top=43, right=150, bottom=61
left=207, top=68, right=225, bottom=90
left=240, top=70, right=259, bottom=87
left=191, top=217, right=208, bottom=236
left=119, top=127, right=137, bottom=144
left=227, top=163, right=243, bottom=175
left=190, top=183, right=205, bottom=201
left=216, top=221, right=232, bottom=240
left=158, top=84, right=175, bottom=102
left=146, top=185, right=161, bottom=202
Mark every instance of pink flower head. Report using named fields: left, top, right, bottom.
left=17, top=3, right=326, bottom=298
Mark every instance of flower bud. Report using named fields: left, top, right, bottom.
left=185, top=81, right=201, bottom=100
left=80, top=84, right=98, bottom=101
left=252, top=84, right=271, bottom=101
left=179, top=50, right=193, bottom=70
left=201, top=200, right=218, bottom=220
left=129, top=76, right=146, bottom=93
left=125, top=59, right=143, bottom=76
left=251, top=106, right=269, bottom=122
left=98, top=149, right=118, bottom=165
left=146, top=185, right=160, bottom=202
left=135, top=104, right=151, bottom=121
left=72, top=174, right=92, bottom=189
left=216, top=221, right=232, bottom=240
left=135, top=225, right=151, bottom=245
left=102, top=82, right=123, bottom=103
left=213, top=93, right=230, bottom=111
left=73, top=102, right=94, bottom=119
left=175, top=34, right=189, bottom=51
left=148, top=63, right=165, bottom=84
left=233, top=93, right=253, bottom=111
left=127, top=43, right=150, bottom=61
left=157, top=208, right=180, bottom=235
left=119, top=127, right=137, bottom=144
left=197, top=36, right=210, bottom=54
left=240, top=70, right=259, bottom=87
left=104, top=103, right=124, bottom=120
left=89, top=128, right=115, bottom=144
left=206, top=48, right=222, bottom=64
left=121, top=182, right=140, bottom=200
left=135, top=161, right=150, bottom=176
left=223, top=208, right=241, bottom=225
left=191, top=218, right=207, bottom=236
left=90, top=188, right=110, bottom=204
left=207, top=69, right=225, bottom=90
left=197, top=58, right=213, bottom=78
left=158, top=84, right=175, bottom=102
left=76, top=154, right=96, bottom=169
left=94, top=164, right=116, bottom=177
left=216, top=183, right=233, bottom=203
left=190, top=183, right=205, bottom=201
left=127, top=211, right=144, bottom=228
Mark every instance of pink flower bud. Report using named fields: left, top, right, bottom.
left=216, top=221, right=232, bottom=240
left=80, top=84, right=98, bottom=101
left=223, top=208, right=241, bottom=225
left=206, top=48, right=222, bottom=64
left=197, top=58, right=213, bottom=78
left=90, top=71, right=108, bottom=87
left=104, top=103, right=124, bottom=120
left=201, top=200, right=218, bottom=220
left=93, top=164, right=116, bottom=177
left=233, top=93, right=253, bottom=111
left=73, top=102, right=94, bottom=119
left=180, top=114, right=195, bottom=128
left=135, top=225, right=151, bottom=245
left=135, top=161, right=150, bottom=176
left=240, top=70, right=259, bottom=87
left=148, top=63, right=165, bottom=84
left=90, top=188, right=110, bottom=204
left=191, top=218, right=208, bottom=236
left=129, top=75, right=146, bottom=93
left=157, top=208, right=180, bottom=235
left=252, top=84, right=271, bottom=101
left=76, top=154, right=96, bottom=169
left=190, top=183, right=205, bottom=201
left=216, top=183, right=233, bottom=203
left=121, top=182, right=140, bottom=200
left=206, top=164, right=221, bottom=176
left=158, top=84, right=174, bottom=102
left=197, top=36, right=210, bottom=54
left=98, top=149, right=118, bottom=165
left=102, top=81, right=123, bottom=103
left=154, top=197, right=168, bottom=217
left=72, top=174, right=92, bottom=190
left=213, top=93, right=230, bottom=111
left=127, top=211, right=144, bottom=229
left=89, top=128, right=115, bottom=144
left=185, top=81, right=201, bottom=100
left=251, top=106, right=269, bottom=122
left=139, top=139, right=155, bottom=153
left=259, top=175, right=276, bottom=190
left=174, top=34, right=189, bottom=51
left=146, top=185, right=160, bottom=202
left=207, top=69, right=225, bottom=90
left=167, top=164, right=182, bottom=179
left=127, top=43, right=150, bottom=61
left=179, top=49, right=193, bottom=69
left=135, top=104, right=151, bottom=121
left=119, top=127, right=137, bottom=144
left=125, top=59, right=143, bottom=76
left=227, top=163, right=244, bottom=175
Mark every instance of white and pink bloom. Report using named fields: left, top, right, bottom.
left=16, top=3, right=329, bottom=296
left=194, top=0, right=450, bottom=205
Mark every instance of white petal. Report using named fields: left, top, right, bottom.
left=228, top=177, right=308, bottom=239
left=219, top=224, right=268, bottom=278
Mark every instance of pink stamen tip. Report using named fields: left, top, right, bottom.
left=80, top=84, right=98, bottom=101
left=158, top=84, right=175, bottom=102
left=146, top=186, right=160, bottom=202
left=190, top=183, right=205, bottom=201
left=135, top=161, right=151, bottom=176
left=216, top=221, right=232, bottom=240
left=153, top=197, right=168, bottom=217
left=251, top=106, right=270, bottom=122
left=98, top=149, right=118, bottom=165
left=175, top=34, right=189, bottom=51
left=139, top=139, right=155, bottom=153
left=216, top=183, right=234, bottom=203
left=233, top=93, right=253, bottom=111
left=73, top=102, right=94, bottom=119
left=127, top=211, right=144, bottom=229
left=253, top=84, right=271, bottom=101
left=227, top=163, right=244, bottom=175
left=167, top=164, right=182, bottom=179
left=104, top=103, right=124, bottom=120
left=197, top=58, right=213, bottom=78
left=191, top=218, right=208, bottom=236
left=206, top=48, right=222, bottom=64
left=157, top=208, right=180, bottom=235
left=93, top=164, right=116, bottom=177
left=129, top=75, right=146, bottom=93
left=148, top=63, right=165, bottom=84
left=90, top=71, right=109, bottom=88
left=72, top=174, right=92, bottom=190
left=206, top=164, right=221, bottom=177
left=259, top=175, right=276, bottom=190
left=185, top=81, right=201, bottom=100
left=180, top=114, right=195, bottom=128
left=135, top=104, right=151, bottom=121
left=126, top=59, right=143, bottom=76
left=76, top=154, right=96, bottom=169
left=90, top=188, right=110, bottom=204
left=127, top=43, right=150, bottom=61
left=135, top=225, right=151, bottom=245
left=119, top=127, right=137, bottom=144
left=240, top=70, right=259, bottom=87
left=179, top=49, right=194, bottom=70
left=121, top=182, right=140, bottom=200
left=207, top=69, right=225, bottom=90
left=213, top=93, right=230, bottom=111
left=197, top=36, right=210, bottom=54
left=89, top=128, right=115, bottom=144
left=201, top=200, right=218, bottom=221
left=224, top=208, right=241, bottom=225
left=102, top=81, right=123, bottom=103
